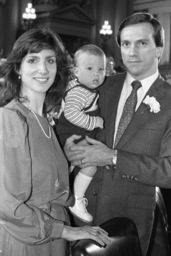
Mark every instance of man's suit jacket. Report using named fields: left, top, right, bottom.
left=86, top=72, right=171, bottom=256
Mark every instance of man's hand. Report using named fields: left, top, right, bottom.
left=64, top=134, right=84, bottom=161
left=64, top=135, right=114, bottom=167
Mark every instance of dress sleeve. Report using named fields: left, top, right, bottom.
left=64, top=87, right=97, bottom=130
left=0, top=108, right=64, bottom=245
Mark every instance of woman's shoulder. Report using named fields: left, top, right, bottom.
left=1, top=99, right=27, bottom=124
left=0, top=100, right=29, bottom=144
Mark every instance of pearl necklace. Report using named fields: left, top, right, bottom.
left=28, top=107, right=51, bottom=139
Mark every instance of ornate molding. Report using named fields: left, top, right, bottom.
left=33, top=0, right=58, bottom=5
left=36, top=4, right=95, bottom=25
left=33, top=0, right=90, bottom=7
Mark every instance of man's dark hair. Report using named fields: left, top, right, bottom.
left=116, top=12, right=164, bottom=48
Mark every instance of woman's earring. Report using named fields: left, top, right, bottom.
left=18, top=75, right=21, bottom=80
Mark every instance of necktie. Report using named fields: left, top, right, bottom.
left=114, top=80, right=142, bottom=147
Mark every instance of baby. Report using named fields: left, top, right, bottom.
left=56, top=44, right=106, bottom=223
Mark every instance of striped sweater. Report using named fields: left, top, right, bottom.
left=61, top=81, right=99, bottom=131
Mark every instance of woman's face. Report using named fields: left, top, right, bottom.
left=19, top=49, right=57, bottom=97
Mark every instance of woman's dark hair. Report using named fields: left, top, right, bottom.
left=116, top=12, right=164, bottom=48
left=0, top=27, right=71, bottom=113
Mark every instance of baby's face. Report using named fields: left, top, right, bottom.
left=74, top=52, right=106, bottom=89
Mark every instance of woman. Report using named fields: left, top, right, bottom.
left=0, top=28, right=110, bottom=256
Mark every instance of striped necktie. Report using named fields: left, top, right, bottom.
left=114, top=80, right=142, bottom=147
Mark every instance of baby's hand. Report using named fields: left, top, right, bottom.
left=96, top=117, right=104, bottom=129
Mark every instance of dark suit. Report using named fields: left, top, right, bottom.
left=85, top=72, right=171, bottom=256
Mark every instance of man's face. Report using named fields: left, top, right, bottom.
left=120, top=22, right=163, bottom=80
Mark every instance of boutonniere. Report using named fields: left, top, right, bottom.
left=143, top=95, right=160, bottom=113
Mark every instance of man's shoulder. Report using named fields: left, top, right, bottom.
left=105, top=72, right=126, bottom=84
left=99, top=72, right=126, bottom=92
left=158, top=74, right=171, bottom=92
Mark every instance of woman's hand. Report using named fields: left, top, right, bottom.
left=61, top=225, right=111, bottom=246
left=64, top=135, right=114, bottom=167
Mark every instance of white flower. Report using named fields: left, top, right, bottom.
left=143, top=95, right=160, bottom=113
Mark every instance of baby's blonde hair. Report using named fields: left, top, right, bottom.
left=74, top=44, right=105, bottom=66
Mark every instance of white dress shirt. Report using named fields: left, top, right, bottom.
left=113, top=71, right=159, bottom=144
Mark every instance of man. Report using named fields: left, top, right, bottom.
left=65, top=12, right=171, bottom=256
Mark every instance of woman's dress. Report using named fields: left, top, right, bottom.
left=0, top=100, right=73, bottom=256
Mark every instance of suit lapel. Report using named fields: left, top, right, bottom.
left=115, top=75, right=164, bottom=149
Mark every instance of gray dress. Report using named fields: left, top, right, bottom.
left=0, top=100, right=73, bottom=256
